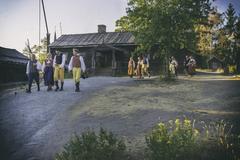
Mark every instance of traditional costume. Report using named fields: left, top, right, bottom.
left=26, top=55, right=41, bottom=93
left=141, top=55, right=150, bottom=78
left=68, top=49, right=86, bottom=92
left=187, top=57, right=196, bottom=76
left=42, top=56, right=54, bottom=91
left=53, top=51, right=66, bottom=91
left=128, top=57, right=135, bottom=78
left=136, top=57, right=142, bottom=79
left=169, top=57, right=178, bottom=77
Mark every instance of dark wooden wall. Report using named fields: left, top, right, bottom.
left=0, top=62, right=27, bottom=83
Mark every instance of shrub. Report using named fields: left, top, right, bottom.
left=55, top=128, right=126, bottom=160
left=145, top=119, right=240, bottom=160
left=228, top=65, right=237, bottom=74
left=199, top=120, right=240, bottom=160
left=145, top=118, right=199, bottom=160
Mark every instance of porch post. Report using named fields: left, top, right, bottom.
left=112, top=49, right=117, bottom=76
left=91, top=49, right=96, bottom=75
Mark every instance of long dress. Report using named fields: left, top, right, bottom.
left=128, top=59, right=135, bottom=77
left=43, top=59, right=54, bottom=86
left=187, top=59, right=196, bottom=75
left=137, top=60, right=142, bottom=79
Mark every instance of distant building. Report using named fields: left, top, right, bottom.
left=208, top=56, right=223, bottom=70
left=49, top=25, right=137, bottom=76
left=0, top=47, right=29, bottom=83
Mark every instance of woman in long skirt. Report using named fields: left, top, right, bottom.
left=43, top=54, right=54, bottom=91
left=128, top=57, right=135, bottom=78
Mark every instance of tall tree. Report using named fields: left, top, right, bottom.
left=225, top=3, right=237, bottom=35
left=196, top=9, right=223, bottom=56
left=223, top=3, right=237, bottom=70
left=116, top=0, right=212, bottom=76
left=235, top=15, right=240, bottom=73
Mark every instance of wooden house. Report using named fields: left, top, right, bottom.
left=208, top=56, right=223, bottom=70
left=0, top=47, right=29, bottom=83
left=49, top=25, right=136, bottom=76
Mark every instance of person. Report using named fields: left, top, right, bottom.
left=146, top=54, right=151, bottom=77
left=184, top=55, right=190, bottom=75
left=169, top=56, right=178, bottom=77
left=141, top=55, right=150, bottom=78
left=68, top=49, right=86, bottom=92
left=53, top=50, right=66, bottom=91
left=42, top=54, right=54, bottom=91
left=187, top=56, right=196, bottom=76
left=128, top=57, right=135, bottom=78
left=26, top=54, right=41, bottom=93
left=136, top=56, right=142, bottom=79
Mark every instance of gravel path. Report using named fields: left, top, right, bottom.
left=0, top=75, right=240, bottom=160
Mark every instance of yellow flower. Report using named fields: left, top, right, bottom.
left=158, top=123, right=165, bottom=129
left=175, top=119, right=180, bottom=125
left=184, top=119, right=191, bottom=127
left=194, top=129, right=199, bottom=136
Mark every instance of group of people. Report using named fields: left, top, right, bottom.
left=128, top=55, right=151, bottom=79
left=25, top=48, right=86, bottom=93
left=169, top=55, right=197, bottom=77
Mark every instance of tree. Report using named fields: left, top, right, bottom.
left=223, top=3, right=237, bottom=68
left=195, top=8, right=223, bottom=56
left=235, top=16, right=240, bottom=73
left=116, top=0, right=212, bottom=76
left=22, top=37, right=48, bottom=63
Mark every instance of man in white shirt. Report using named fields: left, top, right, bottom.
left=26, top=54, right=42, bottom=93
left=68, top=49, right=86, bottom=92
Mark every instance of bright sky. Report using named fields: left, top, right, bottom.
left=0, top=0, right=239, bottom=52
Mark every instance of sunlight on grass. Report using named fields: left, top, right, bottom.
left=193, top=109, right=240, bottom=115
left=196, top=68, right=224, bottom=73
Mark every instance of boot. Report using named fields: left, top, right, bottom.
left=47, top=85, right=50, bottom=91
left=75, top=82, right=80, bottom=92
left=37, top=82, right=40, bottom=91
left=60, top=82, right=64, bottom=91
left=26, top=83, right=31, bottom=93
left=55, top=81, right=59, bottom=91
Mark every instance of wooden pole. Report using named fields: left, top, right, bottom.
left=41, top=0, right=50, bottom=53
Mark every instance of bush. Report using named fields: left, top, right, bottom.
left=55, top=128, right=126, bottom=160
left=145, top=119, right=240, bottom=160
left=145, top=118, right=199, bottom=160
left=229, top=65, right=237, bottom=74
left=198, top=120, right=240, bottom=160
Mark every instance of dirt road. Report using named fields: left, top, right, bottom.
left=0, top=75, right=240, bottom=160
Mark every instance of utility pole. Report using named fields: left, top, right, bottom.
left=41, top=0, right=50, bottom=53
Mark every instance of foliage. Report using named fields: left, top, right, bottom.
left=222, top=3, right=237, bottom=66
left=22, top=37, right=48, bottom=63
left=145, top=118, right=240, bottom=160
left=235, top=16, right=240, bottom=73
left=145, top=118, right=199, bottom=160
left=55, top=128, right=126, bottom=160
left=225, top=3, right=237, bottom=35
left=195, top=9, right=223, bottom=55
left=116, top=0, right=212, bottom=55
left=199, top=120, right=240, bottom=160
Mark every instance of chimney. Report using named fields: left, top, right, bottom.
left=98, top=24, right=106, bottom=33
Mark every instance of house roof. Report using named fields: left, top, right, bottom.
left=49, top=32, right=136, bottom=48
left=208, top=56, right=223, bottom=63
left=0, top=47, right=29, bottom=64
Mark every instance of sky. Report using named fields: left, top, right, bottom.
left=0, top=0, right=239, bottom=52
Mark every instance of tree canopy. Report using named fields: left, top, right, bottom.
left=116, top=0, right=213, bottom=57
